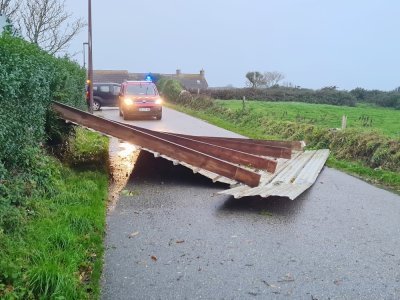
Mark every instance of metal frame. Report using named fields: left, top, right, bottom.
left=113, top=121, right=279, bottom=171
left=52, top=102, right=261, bottom=187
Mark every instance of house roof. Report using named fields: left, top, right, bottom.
left=93, top=69, right=208, bottom=90
left=164, top=74, right=208, bottom=90
left=93, top=70, right=129, bottom=84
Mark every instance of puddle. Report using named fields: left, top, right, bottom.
left=108, top=137, right=140, bottom=210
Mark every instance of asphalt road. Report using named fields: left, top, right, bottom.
left=100, top=107, right=400, bottom=300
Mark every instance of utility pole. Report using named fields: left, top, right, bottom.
left=83, top=42, right=88, bottom=69
left=88, top=0, right=94, bottom=113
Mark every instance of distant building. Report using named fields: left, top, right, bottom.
left=93, top=69, right=208, bottom=91
left=93, top=70, right=129, bottom=84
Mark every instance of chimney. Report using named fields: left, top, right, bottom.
left=200, top=69, right=205, bottom=78
left=176, top=69, right=181, bottom=76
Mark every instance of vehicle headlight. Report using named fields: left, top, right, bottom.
left=124, top=98, right=133, bottom=105
left=155, top=98, right=163, bottom=105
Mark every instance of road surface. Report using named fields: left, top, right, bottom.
left=99, top=107, right=400, bottom=300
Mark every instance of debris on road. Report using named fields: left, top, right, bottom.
left=53, top=101, right=329, bottom=200
left=278, top=273, right=295, bottom=282
left=128, top=231, right=139, bottom=238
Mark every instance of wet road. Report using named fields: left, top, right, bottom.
left=100, top=107, right=400, bottom=300
left=95, top=107, right=243, bottom=136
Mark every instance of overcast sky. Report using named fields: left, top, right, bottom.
left=66, top=0, right=399, bottom=91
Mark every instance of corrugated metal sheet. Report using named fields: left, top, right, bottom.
left=218, top=149, right=330, bottom=199
left=73, top=127, right=240, bottom=185
left=86, top=129, right=329, bottom=199
left=144, top=148, right=238, bottom=185
left=59, top=102, right=329, bottom=200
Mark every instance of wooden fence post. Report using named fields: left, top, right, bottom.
left=341, top=115, right=347, bottom=130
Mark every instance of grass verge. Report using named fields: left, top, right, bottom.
left=166, top=102, right=400, bottom=193
left=0, top=128, right=108, bottom=299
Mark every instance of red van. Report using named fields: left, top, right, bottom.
left=118, top=81, right=162, bottom=120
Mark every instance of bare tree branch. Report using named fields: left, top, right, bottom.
left=18, top=0, right=86, bottom=55
left=263, top=71, right=285, bottom=87
left=0, top=0, right=20, bottom=20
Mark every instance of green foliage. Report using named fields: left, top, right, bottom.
left=245, top=71, right=264, bottom=88
left=0, top=130, right=108, bottom=299
left=157, top=78, right=183, bottom=102
left=65, top=127, right=109, bottom=168
left=203, top=86, right=357, bottom=106
left=350, top=87, right=400, bottom=109
left=0, top=34, right=86, bottom=233
left=206, top=85, right=399, bottom=109
left=0, top=35, right=106, bottom=299
left=0, top=35, right=86, bottom=170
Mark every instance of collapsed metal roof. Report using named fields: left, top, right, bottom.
left=219, top=149, right=330, bottom=199
left=53, top=102, right=329, bottom=200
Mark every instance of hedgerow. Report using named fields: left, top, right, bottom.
left=196, top=86, right=357, bottom=107
left=0, top=34, right=86, bottom=233
left=202, top=87, right=400, bottom=109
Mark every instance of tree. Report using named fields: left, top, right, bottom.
left=245, top=71, right=265, bottom=89
left=263, top=71, right=285, bottom=87
left=16, top=0, right=86, bottom=55
left=0, top=0, right=20, bottom=20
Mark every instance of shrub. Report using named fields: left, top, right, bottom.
left=0, top=34, right=86, bottom=232
left=351, top=88, right=400, bottom=109
left=198, top=86, right=357, bottom=107
left=158, top=78, right=183, bottom=102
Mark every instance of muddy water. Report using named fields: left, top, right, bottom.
left=107, top=137, right=139, bottom=210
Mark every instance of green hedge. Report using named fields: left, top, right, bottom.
left=0, top=34, right=85, bottom=172
left=200, top=87, right=357, bottom=107
left=0, top=34, right=86, bottom=233
left=157, top=77, right=183, bottom=101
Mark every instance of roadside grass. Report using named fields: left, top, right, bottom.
left=166, top=102, right=400, bottom=193
left=0, top=128, right=108, bottom=299
left=327, top=156, right=400, bottom=192
left=217, top=100, right=400, bottom=138
left=66, top=127, right=109, bottom=168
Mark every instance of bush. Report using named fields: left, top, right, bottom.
left=0, top=34, right=86, bottom=233
left=0, top=35, right=85, bottom=170
left=158, top=78, right=183, bottom=102
left=351, top=88, right=400, bottom=109
left=198, top=86, right=357, bottom=107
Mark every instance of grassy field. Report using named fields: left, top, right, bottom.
left=217, top=100, right=400, bottom=138
left=0, top=128, right=108, bottom=299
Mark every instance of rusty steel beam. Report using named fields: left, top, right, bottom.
left=173, top=134, right=303, bottom=151
left=166, top=133, right=292, bottom=158
left=112, top=122, right=277, bottom=172
left=52, top=102, right=261, bottom=187
left=156, top=132, right=293, bottom=157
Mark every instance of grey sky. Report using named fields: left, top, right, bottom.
left=66, top=0, right=400, bottom=90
